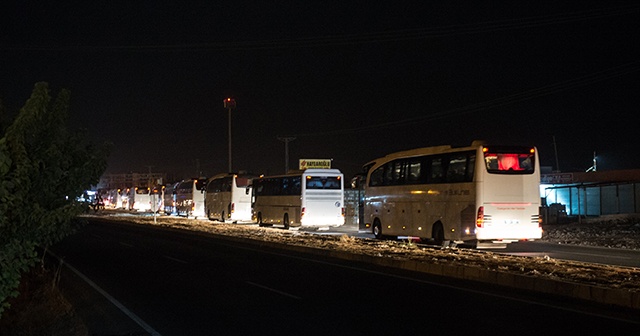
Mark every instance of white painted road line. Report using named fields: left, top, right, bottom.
left=245, top=281, right=302, bottom=300
left=47, top=251, right=162, bottom=336
left=164, top=255, right=189, bottom=264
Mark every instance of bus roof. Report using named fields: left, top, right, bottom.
left=365, top=141, right=485, bottom=167
left=259, top=168, right=343, bottom=179
left=207, top=172, right=258, bottom=182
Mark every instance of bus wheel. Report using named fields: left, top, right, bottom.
left=220, top=211, right=225, bottom=223
left=432, top=222, right=445, bottom=246
left=373, top=219, right=383, bottom=239
left=283, top=214, right=290, bottom=230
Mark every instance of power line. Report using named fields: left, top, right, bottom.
left=3, top=4, right=639, bottom=52
left=287, top=60, right=640, bottom=137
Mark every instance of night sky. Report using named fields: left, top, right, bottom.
left=2, top=1, right=639, bottom=181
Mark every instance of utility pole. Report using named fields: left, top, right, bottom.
left=224, top=98, right=236, bottom=173
left=277, top=136, right=296, bottom=173
left=552, top=135, right=560, bottom=173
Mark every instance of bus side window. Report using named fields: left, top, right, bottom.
left=429, top=157, right=444, bottom=183
left=446, top=155, right=467, bottom=183
left=383, top=162, right=394, bottom=185
left=407, top=160, right=421, bottom=184
left=466, top=154, right=476, bottom=181
left=369, top=166, right=384, bottom=186
left=292, top=177, right=301, bottom=194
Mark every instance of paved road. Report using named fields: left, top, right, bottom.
left=51, top=219, right=639, bottom=335
left=319, top=224, right=640, bottom=268
left=491, top=240, right=640, bottom=267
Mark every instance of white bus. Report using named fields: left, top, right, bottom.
left=163, top=182, right=179, bottom=215
left=130, top=186, right=152, bottom=212
left=205, top=173, right=254, bottom=223
left=103, top=189, right=123, bottom=209
left=363, top=141, right=542, bottom=248
left=176, top=178, right=207, bottom=218
left=253, top=169, right=345, bottom=229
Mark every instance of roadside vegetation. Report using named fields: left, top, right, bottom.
left=0, top=82, right=109, bottom=325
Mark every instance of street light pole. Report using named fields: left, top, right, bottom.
left=224, top=98, right=236, bottom=173
left=277, top=136, right=296, bottom=173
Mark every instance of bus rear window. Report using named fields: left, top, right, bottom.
left=236, top=177, right=250, bottom=188
left=306, top=176, right=342, bottom=190
left=484, top=149, right=535, bottom=174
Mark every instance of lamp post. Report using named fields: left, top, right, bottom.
left=277, top=136, right=296, bottom=173
left=224, top=98, right=236, bottom=173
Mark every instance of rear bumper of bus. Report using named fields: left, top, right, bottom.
left=475, top=224, right=542, bottom=242
left=300, top=217, right=345, bottom=227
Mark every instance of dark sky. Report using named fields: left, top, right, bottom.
left=2, top=1, right=639, bottom=181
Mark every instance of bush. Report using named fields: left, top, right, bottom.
left=0, top=83, right=109, bottom=318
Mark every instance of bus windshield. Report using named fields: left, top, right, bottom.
left=305, top=176, right=341, bottom=190
left=484, top=147, right=535, bottom=174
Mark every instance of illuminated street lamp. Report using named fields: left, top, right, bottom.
left=224, top=98, right=236, bottom=173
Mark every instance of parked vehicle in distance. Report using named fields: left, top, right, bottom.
left=252, top=169, right=345, bottom=229
left=130, top=186, right=152, bottom=212
left=205, top=173, right=254, bottom=223
left=103, top=188, right=124, bottom=209
left=175, top=178, right=207, bottom=218
left=163, top=182, right=179, bottom=215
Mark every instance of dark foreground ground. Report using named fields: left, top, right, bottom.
left=0, top=267, right=88, bottom=336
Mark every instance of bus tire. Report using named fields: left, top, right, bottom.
left=373, top=219, right=383, bottom=239
left=432, top=222, right=445, bottom=246
left=283, top=214, right=290, bottom=230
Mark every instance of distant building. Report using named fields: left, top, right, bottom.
left=541, top=169, right=640, bottom=221
left=97, top=172, right=167, bottom=190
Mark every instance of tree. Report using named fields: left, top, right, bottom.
left=0, top=82, right=110, bottom=317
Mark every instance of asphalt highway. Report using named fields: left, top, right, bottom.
left=50, top=219, right=640, bottom=335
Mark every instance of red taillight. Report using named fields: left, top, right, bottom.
left=341, top=207, right=345, bottom=217
left=301, top=207, right=306, bottom=218
left=231, top=203, right=235, bottom=213
left=476, top=206, right=484, bottom=228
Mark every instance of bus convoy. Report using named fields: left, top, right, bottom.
left=100, top=140, right=543, bottom=248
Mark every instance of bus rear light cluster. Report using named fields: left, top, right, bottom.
left=231, top=202, right=235, bottom=213
left=301, top=207, right=306, bottom=219
left=476, top=206, right=484, bottom=228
